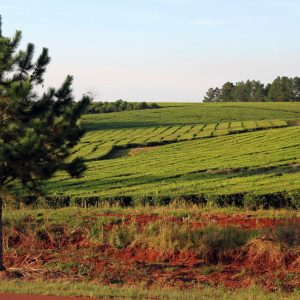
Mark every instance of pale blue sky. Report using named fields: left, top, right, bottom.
left=1, top=0, right=300, bottom=101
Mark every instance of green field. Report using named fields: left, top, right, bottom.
left=42, top=102, right=300, bottom=208
left=71, top=119, right=287, bottom=162
left=83, top=102, right=300, bottom=130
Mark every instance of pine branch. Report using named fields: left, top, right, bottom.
left=30, top=48, right=50, bottom=84
left=0, top=15, right=2, bottom=37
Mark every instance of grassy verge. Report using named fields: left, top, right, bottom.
left=0, top=280, right=299, bottom=299
left=4, top=205, right=300, bottom=222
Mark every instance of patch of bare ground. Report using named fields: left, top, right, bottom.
left=127, top=146, right=156, bottom=156
left=107, top=146, right=158, bottom=159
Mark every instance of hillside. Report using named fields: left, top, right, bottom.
left=83, top=102, right=300, bottom=129
left=43, top=102, right=300, bottom=208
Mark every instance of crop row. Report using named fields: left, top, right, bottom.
left=47, top=126, right=300, bottom=201
left=72, top=119, right=287, bottom=161
left=22, top=190, right=300, bottom=210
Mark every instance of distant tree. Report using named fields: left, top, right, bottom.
left=203, top=88, right=216, bottom=102
left=150, top=103, right=160, bottom=108
left=267, top=76, right=295, bottom=101
left=203, top=87, right=222, bottom=102
left=221, top=82, right=235, bottom=101
left=249, top=80, right=266, bottom=102
left=293, top=77, right=300, bottom=101
left=264, top=83, right=272, bottom=100
left=139, top=101, right=148, bottom=109
left=232, top=81, right=250, bottom=102
left=87, top=100, right=160, bottom=114
left=203, top=77, right=300, bottom=102
left=0, top=18, right=90, bottom=271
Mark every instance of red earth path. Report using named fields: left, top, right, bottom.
left=0, top=294, right=104, bottom=300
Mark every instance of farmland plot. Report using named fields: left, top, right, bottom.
left=83, top=102, right=300, bottom=130
left=73, top=120, right=287, bottom=161
left=47, top=126, right=300, bottom=201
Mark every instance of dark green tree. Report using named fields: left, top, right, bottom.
left=267, top=76, right=295, bottom=101
left=221, top=82, right=235, bottom=102
left=203, top=88, right=215, bottom=102
left=203, top=77, right=300, bottom=102
left=249, top=80, right=266, bottom=102
left=0, top=19, right=91, bottom=271
left=232, top=81, right=251, bottom=102
left=203, top=87, right=221, bottom=102
left=293, top=77, right=300, bottom=101
left=232, top=80, right=265, bottom=102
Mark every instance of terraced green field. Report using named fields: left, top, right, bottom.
left=83, top=102, right=300, bottom=129
left=48, top=126, right=300, bottom=199
left=72, top=119, right=287, bottom=162
left=43, top=102, right=300, bottom=207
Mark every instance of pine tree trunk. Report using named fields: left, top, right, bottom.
left=0, top=197, right=5, bottom=271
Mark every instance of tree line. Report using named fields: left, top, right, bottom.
left=203, top=76, right=300, bottom=102
left=86, top=99, right=160, bottom=114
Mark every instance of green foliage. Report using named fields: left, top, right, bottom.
left=268, top=77, right=295, bottom=102
left=220, top=82, right=235, bottom=102
left=0, top=19, right=91, bottom=195
left=203, top=88, right=222, bottom=102
left=87, top=99, right=159, bottom=114
left=232, top=80, right=265, bottom=102
left=203, top=77, right=300, bottom=102
left=41, top=126, right=300, bottom=208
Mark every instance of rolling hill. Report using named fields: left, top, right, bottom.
left=42, top=102, right=300, bottom=208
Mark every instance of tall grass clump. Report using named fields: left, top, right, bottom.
left=135, top=221, right=259, bottom=263
left=275, top=222, right=300, bottom=247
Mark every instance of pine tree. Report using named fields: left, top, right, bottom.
left=0, top=18, right=91, bottom=271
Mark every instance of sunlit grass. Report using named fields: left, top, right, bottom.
left=0, top=280, right=299, bottom=299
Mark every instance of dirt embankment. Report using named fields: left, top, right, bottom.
left=3, top=213, right=300, bottom=292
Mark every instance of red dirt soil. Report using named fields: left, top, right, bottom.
left=0, top=294, right=104, bottom=300
left=189, top=213, right=281, bottom=229
left=128, top=147, right=155, bottom=156
left=89, top=212, right=288, bottom=230
left=3, top=213, right=300, bottom=292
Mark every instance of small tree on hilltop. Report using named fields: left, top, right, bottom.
left=0, top=17, right=91, bottom=271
